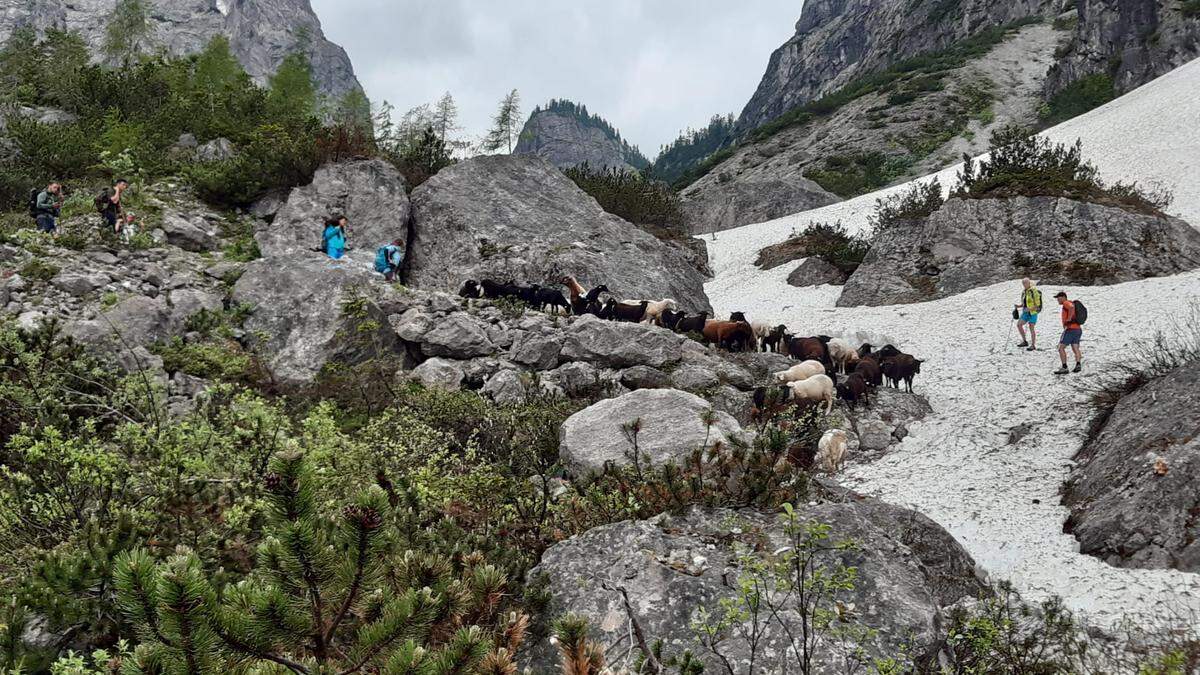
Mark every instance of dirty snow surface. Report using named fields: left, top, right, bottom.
left=704, top=58, right=1200, bottom=628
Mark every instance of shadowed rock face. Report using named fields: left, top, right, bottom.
left=838, top=196, right=1200, bottom=307
left=1064, top=363, right=1200, bottom=572
left=407, top=154, right=712, bottom=313
left=526, top=503, right=988, bottom=672
left=0, top=0, right=361, bottom=99
left=1045, top=0, right=1200, bottom=98
left=736, top=0, right=1059, bottom=131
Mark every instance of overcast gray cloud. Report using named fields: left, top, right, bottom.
left=310, top=1, right=801, bottom=159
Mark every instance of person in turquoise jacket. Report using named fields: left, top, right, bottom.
left=323, top=215, right=347, bottom=259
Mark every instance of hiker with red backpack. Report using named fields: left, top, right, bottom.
left=1053, top=291, right=1086, bottom=375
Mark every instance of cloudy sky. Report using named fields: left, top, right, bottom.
left=310, top=1, right=801, bottom=159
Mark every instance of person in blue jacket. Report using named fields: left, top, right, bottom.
left=323, top=215, right=347, bottom=259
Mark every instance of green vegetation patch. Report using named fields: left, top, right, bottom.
left=564, top=163, right=687, bottom=241
left=1038, top=73, right=1116, bottom=126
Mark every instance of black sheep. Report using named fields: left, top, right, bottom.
left=673, top=311, right=708, bottom=335
left=602, top=299, right=649, bottom=323
left=534, top=287, right=571, bottom=315
left=881, top=353, right=923, bottom=393
left=584, top=285, right=610, bottom=303
left=459, top=280, right=482, bottom=298
left=660, top=308, right=685, bottom=330
left=730, top=311, right=748, bottom=322
left=761, top=325, right=787, bottom=353
left=853, top=356, right=883, bottom=387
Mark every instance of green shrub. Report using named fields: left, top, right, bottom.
left=1039, top=74, right=1115, bottom=126
left=153, top=336, right=258, bottom=383
left=871, top=178, right=945, bottom=231
left=19, top=257, right=60, bottom=281
left=806, top=152, right=910, bottom=198
left=1182, top=0, right=1200, bottom=18
left=564, top=163, right=687, bottom=240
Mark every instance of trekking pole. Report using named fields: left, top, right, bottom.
left=1003, top=315, right=1016, bottom=354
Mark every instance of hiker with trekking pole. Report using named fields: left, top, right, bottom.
left=1014, top=278, right=1042, bottom=351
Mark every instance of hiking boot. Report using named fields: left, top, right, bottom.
left=1017, top=340, right=1029, bottom=348
left=1025, top=346, right=1037, bottom=352
left=1053, top=366, right=1069, bottom=375
left=1073, top=362, right=1082, bottom=373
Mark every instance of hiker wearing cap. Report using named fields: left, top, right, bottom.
left=1014, top=278, right=1042, bottom=351
left=1054, top=291, right=1083, bottom=375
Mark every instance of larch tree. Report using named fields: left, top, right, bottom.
left=483, top=89, right=522, bottom=154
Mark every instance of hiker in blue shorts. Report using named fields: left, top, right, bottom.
left=1054, top=291, right=1084, bottom=375
left=1014, top=278, right=1043, bottom=351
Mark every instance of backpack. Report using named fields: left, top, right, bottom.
left=374, top=245, right=392, bottom=273
left=1072, top=300, right=1088, bottom=325
left=28, top=189, right=40, bottom=218
left=94, top=189, right=111, bottom=214
left=1029, top=288, right=1043, bottom=313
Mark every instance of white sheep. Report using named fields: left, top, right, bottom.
left=786, top=374, right=835, bottom=414
left=773, top=360, right=826, bottom=384
left=640, top=298, right=677, bottom=325
left=827, top=338, right=859, bottom=373
left=751, top=322, right=773, bottom=350
left=816, top=429, right=849, bottom=473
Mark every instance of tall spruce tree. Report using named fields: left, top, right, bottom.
left=482, top=89, right=521, bottom=153
left=267, top=52, right=318, bottom=119
left=431, top=92, right=462, bottom=145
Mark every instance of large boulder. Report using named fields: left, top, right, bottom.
left=407, top=155, right=711, bottom=312
left=839, top=196, right=1200, bottom=306
left=258, top=159, right=410, bottom=264
left=788, top=257, right=848, bottom=287
left=231, top=256, right=401, bottom=386
left=560, top=315, right=685, bottom=370
left=682, top=176, right=838, bottom=235
left=526, top=502, right=988, bottom=672
left=844, top=388, right=933, bottom=457
left=160, top=211, right=219, bottom=252
left=559, top=388, right=744, bottom=475
left=1063, top=362, right=1200, bottom=572
left=64, top=296, right=179, bottom=351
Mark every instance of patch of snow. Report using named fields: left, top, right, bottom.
left=704, top=58, right=1200, bottom=628
left=215, top=0, right=230, bottom=16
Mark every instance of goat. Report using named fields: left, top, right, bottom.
left=773, top=360, right=826, bottom=384
left=584, top=285, right=610, bottom=304
left=660, top=308, right=685, bottom=330
left=751, top=384, right=794, bottom=422
left=836, top=372, right=871, bottom=409
left=602, top=299, right=649, bottom=323
left=827, top=338, right=860, bottom=374
left=641, top=298, right=678, bottom=325
left=480, top=279, right=517, bottom=300
left=881, top=353, right=924, bottom=393
left=562, top=275, right=586, bottom=301
left=786, top=374, right=835, bottom=415
left=816, top=429, right=849, bottom=473
left=534, top=287, right=571, bottom=315
left=761, top=325, right=788, bottom=353
left=459, top=280, right=482, bottom=298
left=857, top=343, right=874, bottom=358
left=673, top=312, right=708, bottom=335
left=853, top=356, right=883, bottom=387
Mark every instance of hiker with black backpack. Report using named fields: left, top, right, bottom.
left=374, top=238, right=405, bottom=282
left=1014, top=278, right=1043, bottom=351
left=31, top=182, right=63, bottom=235
left=1053, top=291, right=1086, bottom=375
left=95, top=178, right=130, bottom=235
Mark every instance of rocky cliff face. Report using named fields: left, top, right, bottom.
left=1064, top=362, right=1200, bottom=572
left=838, top=196, right=1200, bottom=307
left=738, top=0, right=1060, bottom=131
left=514, top=107, right=647, bottom=173
left=0, top=0, right=361, bottom=98
left=1045, top=0, right=1200, bottom=97
left=407, top=155, right=712, bottom=313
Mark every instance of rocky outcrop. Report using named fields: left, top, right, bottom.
left=558, top=388, right=746, bottom=476
left=257, top=159, right=411, bottom=265
left=682, top=176, right=838, bottom=235
left=1063, top=362, right=1200, bottom=572
left=0, top=0, right=361, bottom=99
left=231, top=256, right=403, bottom=386
left=513, top=105, right=647, bottom=172
left=844, top=388, right=933, bottom=459
left=838, top=196, right=1200, bottom=307
left=526, top=502, right=988, bottom=672
left=737, top=0, right=1059, bottom=131
left=407, top=155, right=711, bottom=312
left=1046, top=0, right=1200, bottom=98
left=788, top=257, right=848, bottom=287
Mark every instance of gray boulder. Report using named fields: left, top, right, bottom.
left=560, top=315, right=685, bottom=369
left=559, top=388, right=744, bottom=475
left=51, top=271, right=109, bottom=296
left=481, top=368, right=561, bottom=405
left=526, top=502, right=988, bottom=672
left=619, top=365, right=671, bottom=390
left=407, top=155, right=711, bottom=312
left=195, top=137, right=235, bottom=163
left=231, top=256, right=399, bottom=386
left=169, top=288, right=224, bottom=324
left=682, top=176, right=839, bottom=235
left=1064, top=362, right=1200, bottom=571
left=839, top=196, right=1200, bottom=306
left=844, top=389, right=933, bottom=457
left=258, top=159, right=410, bottom=264
left=65, top=296, right=179, bottom=351
left=544, top=361, right=623, bottom=399
left=788, top=257, right=848, bottom=287
left=510, top=332, right=563, bottom=370
left=160, top=211, right=219, bottom=252
left=410, top=357, right=465, bottom=392
left=419, top=312, right=496, bottom=359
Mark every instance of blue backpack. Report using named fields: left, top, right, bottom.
left=374, top=245, right=392, bottom=273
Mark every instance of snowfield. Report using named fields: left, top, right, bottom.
left=703, top=58, right=1200, bottom=628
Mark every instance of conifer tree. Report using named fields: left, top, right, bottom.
left=104, top=0, right=153, bottom=64
left=431, top=91, right=462, bottom=145
left=482, top=89, right=522, bottom=153
left=267, top=53, right=318, bottom=119
left=113, top=451, right=524, bottom=674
